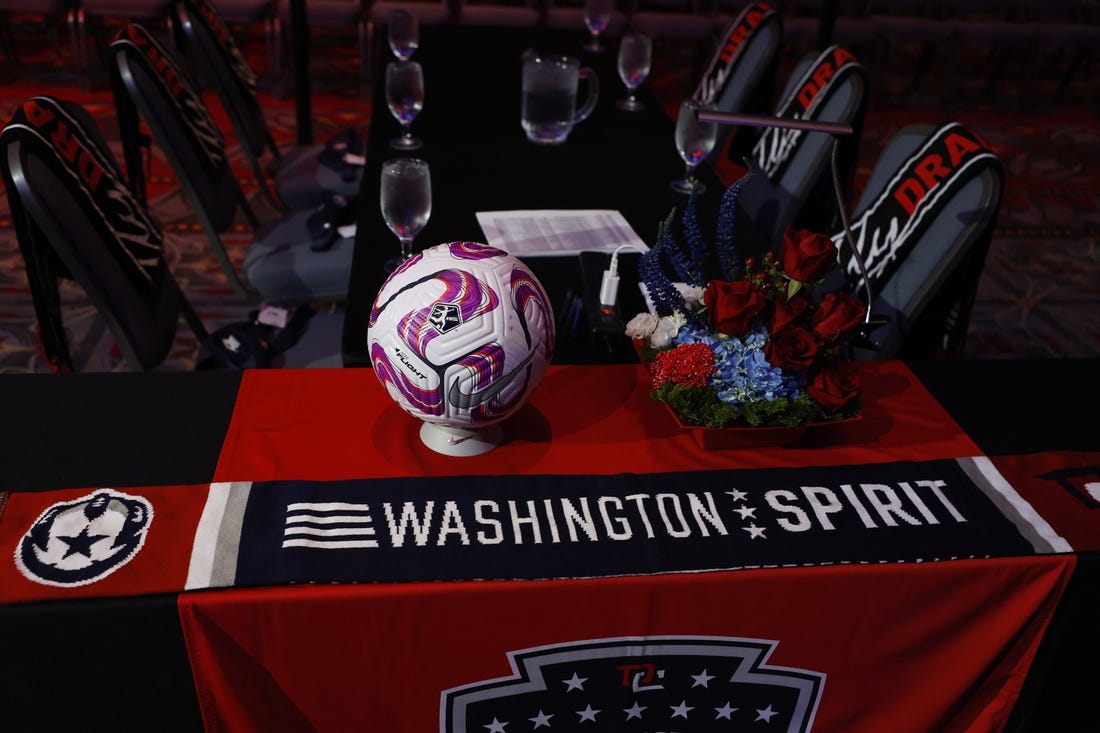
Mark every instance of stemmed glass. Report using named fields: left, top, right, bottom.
left=388, top=8, right=419, bottom=61
left=380, top=158, right=432, bottom=272
left=583, top=0, right=613, bottom=53
left=386, top=60, right=424, bottom=151
left=670, top=99, right=717, bottom=194
left=615, top=32, right=652, bottom=111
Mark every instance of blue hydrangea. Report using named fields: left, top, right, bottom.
left=674, top=324, right=802, bottom=409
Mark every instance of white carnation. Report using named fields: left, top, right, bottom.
left=650, top=317, right=681, bottom=348
left=625, top=312, right=660, bottom=339
left=666, top=311, right=687, bottom=331
left=681, top=285, right=705, bottom=307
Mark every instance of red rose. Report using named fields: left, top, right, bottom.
left=704, top=279, right=766, bottom=338
left=811, top=291, right=867, bottom=341
left=807, top=359, right=862, bottom=411
left=779, top=227, right=838, bottom=284
left=764, top=326, right=819, bottom=372
left=768, top=293, right=811, bottom=333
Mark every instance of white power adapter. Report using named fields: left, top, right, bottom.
left=598, top=243, right=646, bottom=307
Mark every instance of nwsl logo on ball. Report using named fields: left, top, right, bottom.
left=429, top=303, right=462, bottom=334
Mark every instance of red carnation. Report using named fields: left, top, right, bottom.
left=650, top=343, right=715, bottom=388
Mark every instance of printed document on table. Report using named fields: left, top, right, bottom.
left=475, top=209, right=649, bottom=257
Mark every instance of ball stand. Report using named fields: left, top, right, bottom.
left=419, top=421, right=503, bottom=457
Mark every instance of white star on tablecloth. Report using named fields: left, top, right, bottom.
left=529, top=710, right=553, bottom=728
left=733, top=505, right=757, bottom=519
left=726, top=489, right=748, bottom=502
left=624, top=702, right=646, bottom=720
left=691, top=668, right=716, bottom=687
left=576, top=704, right=600, bottom=722
left=563, top=672, right=587, bottom=691
left=670, top=700, right=694, bottom=719
left=715, top=702, right=738, bottom=720
left=756, top=704, right=778, bottom=722
left=484, top=717, right=507, bottom=733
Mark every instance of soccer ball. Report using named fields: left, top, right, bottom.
left=368, top=241, right=555, bottom=429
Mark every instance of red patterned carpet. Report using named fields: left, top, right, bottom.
left=0, top=18, right=1097, bottom=371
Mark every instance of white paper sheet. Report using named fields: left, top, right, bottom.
left=475, top=209, right=649, bottom=257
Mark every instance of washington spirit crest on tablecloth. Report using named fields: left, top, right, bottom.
left=442, top=636, right=823, bottom=733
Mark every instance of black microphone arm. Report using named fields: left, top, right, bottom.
left=696, top=110, right=854, bottom=137
left=695, top=109, right=876, bottom=328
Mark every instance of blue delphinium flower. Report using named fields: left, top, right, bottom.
left=716, top=167, right=755, bottom=282
left=639, top=234, right=686, bottom=317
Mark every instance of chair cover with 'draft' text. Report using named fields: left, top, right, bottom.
left=734, top=43, right=868, bottom=259
left=832, top=120, right=1004, bottom=360
left=692, top=2, right=783, bottom=166
left=0, top=95, right=193, bottom=371
left=0, top=95, right=339, bottom=371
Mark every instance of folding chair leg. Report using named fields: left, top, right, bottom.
left=68, top=6, right=90, bottom=93
left=175, top=282, right=210, bottom=343
left=1056, top=48, right=1088, bottom=99
left=358, top=19, right=369, bottom=100
left=270, top=15, right=286, bottom=100
left=0, top=18, right=19, bottom=63
left=980, top=46, right=1009, bottom=99
left=902, top=42, right=937, bottom=99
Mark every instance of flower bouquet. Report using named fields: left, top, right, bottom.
left=626, top=173, right=867, bottom=445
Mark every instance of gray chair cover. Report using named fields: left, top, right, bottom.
left=735, top=43, right=868, bottom=256
left=692, top=1, right=783, bottom=165
left=833, top=121, right=1005, bottom=359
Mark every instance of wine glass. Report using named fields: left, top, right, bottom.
left=670, top=99, right=717, bottom=194
left=583, top=0, right=613, bottom=53
left=615, top=32, right=652, bottom=112
left=386, top=60, right=424, bottom=151
left=388, top=8, right=419, bottom=61
left=380, top=158, right=432, bottom=272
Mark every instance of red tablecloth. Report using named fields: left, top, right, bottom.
left=180, top=361, right=1083, bottom=732
left=3, top=361, right=1096, bottom=732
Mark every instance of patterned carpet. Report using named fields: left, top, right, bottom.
left=0, top=17, right=1097, bottom=372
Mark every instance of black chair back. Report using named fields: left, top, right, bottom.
left=109, top=22, right=253, bottom=296
left=173, top=0, right=282, bottom=206
left=0, top=96, right=205, bottom=371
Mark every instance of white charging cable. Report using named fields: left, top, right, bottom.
left=599, top=243, right=647, bottom=307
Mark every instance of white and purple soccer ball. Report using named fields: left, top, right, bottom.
left=368, top=241, right=555, bottom=429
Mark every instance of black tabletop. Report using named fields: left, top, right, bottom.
left=343, top=24, right=725, bottom=367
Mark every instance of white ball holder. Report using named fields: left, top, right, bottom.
left=419, top=421, right=503, bottom=457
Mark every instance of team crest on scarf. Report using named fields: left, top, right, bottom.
left=15, top=490, right=153, bottom=587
